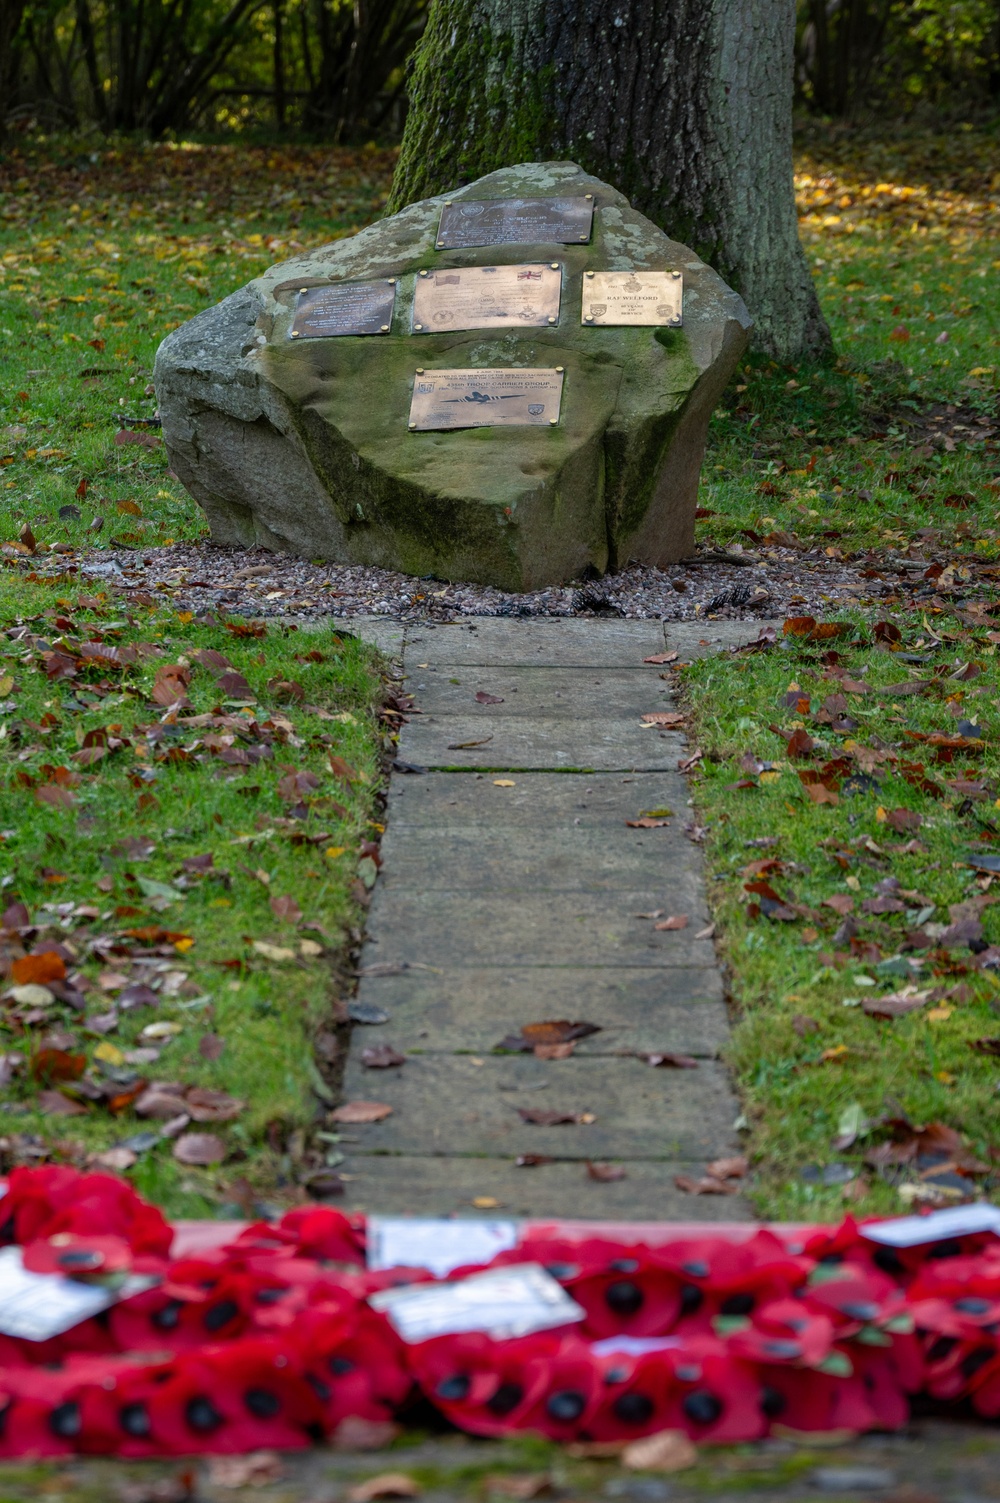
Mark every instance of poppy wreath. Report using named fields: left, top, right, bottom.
left=4, top=1167, right=1000, bottom=1455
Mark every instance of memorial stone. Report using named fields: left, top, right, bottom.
left=154, top=162, right=751, bottom=592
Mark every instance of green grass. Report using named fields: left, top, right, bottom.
left=0, top=572, right=386, bottom=1216
left=681, top=613, right=1000, bottom=1220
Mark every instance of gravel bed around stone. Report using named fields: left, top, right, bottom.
left=39, top=539, right=922, bottom=623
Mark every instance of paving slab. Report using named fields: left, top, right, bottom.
left=340, top=1153, right=747, bottom=1219
left=363, top=888, right=714, bottom=967
left=665, top=619, right=781, bottom=659
left=353, top=965, right=727, bottom=1056
left=340, top=1054, right=740, bottom=1161
left=397, top=717, right=683, bottom=771
left=292, top=614, right=406, bottom=655
left=405, top=664, right=674, bottom=718
left=406, top=617, right=667, bottom=666
left=383, top=771, right=691, bottom=825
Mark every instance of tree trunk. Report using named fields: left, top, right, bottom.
left=388, top=0, right=831, bottom=362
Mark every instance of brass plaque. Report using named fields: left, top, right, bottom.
left=436, top=196, right=594, bottom=249
left=412, top=263, right=561, bottom=333
left=408, top=368, right=564, bottom=431
left=581, top=270, right=683, bottom=326
left=291, top=279, right=396, bottom=338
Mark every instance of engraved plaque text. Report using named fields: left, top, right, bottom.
left=408, top=368, right=564, bottom=431
left=437, top=197, right=593, bottom=249
left=581, top=270, right=683, bottom=327
left=413, top=263, right=561, bottom=333
left=291, top=280, right=396, bottom=338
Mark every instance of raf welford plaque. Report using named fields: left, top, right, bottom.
left=412, top=264, right=562, bottom=333
left=408, top=368, right=564, bottom=432
left=291, top=279, right=397, bottom=339
left=581, top=270, right=683, bottom=327
left=436, top=197, right=594, bottom=250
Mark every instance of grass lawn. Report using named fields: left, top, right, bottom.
left=0, top=120, right=998, bottom=1221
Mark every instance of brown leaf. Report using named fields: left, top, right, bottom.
left=182, top=853, right=215, bottom=873
left=862, top=987, right=931, bottom=1018
left=643, top=652, right=678, bottom=665
left=185, top=1087, right=244, bottom=1122
left=517, top=1107, right=590, bottom=1125
left=206, top=1453, right=283, bottom=1489
left=516, top=1154, right=553, bottom=1167
left=803, top=782, right=839, bottom=806
left=970, top=1037, right=1000, bottom=1057
left=361, top=1045, right=406, bottom=1069
left=706, top=1155, right=748, bottom=1180
left=533, top=1042, right=575, bottom=1060
left=173, top=1132, right=226, bottom=1165
left=37, top=1089, right=88, bottom=1116
left=35, top=783, right=76, bottom=809
left=190, top=648, right=232, bottom=676
left=653, top=915, right=688, bottom=931
left=216, top=670, right=254, bottom=700
left=330, top=1100, right=393, bottom=1124
left=475, top=691, right=504, bottom=705
left=783, top=615, right=817, bottom=637
left=885, top=808, right=922, bottom=833
left=626, top=817, right=671, bottom=828
left=198, top=1033, right=225, bottom=1061
left=792, top=1014, right=821, bottom=1037
left=31, top=1047, right=86, bottom=1084
left=135, top=1087, right=190, bottom=1119
left=12, top=952, right=66, bottom=985
left=785, top=727, right=815, bottom=758
left=823, top=894, right=854, bottom=915
left=277, top=768, right=320, bottom=803
left=674, top=1173, right=738, bottom=1195
left=347, top=1474, right=421, bottom=1502
left=586, top=1162, right=627, bottom=1182
left=483, top=1476, right=552, bottom=1500
left=622, top=1431, right=698, bottom=1473
left=641, top=711, right=685, bottom=727
left=330, top=1417, right=401, bottom=1451
left=269, top=894, right=302, bottom=924
left=114, top=427, right=160, bottom=449
left=642, top=1051, right=699, bottom=1070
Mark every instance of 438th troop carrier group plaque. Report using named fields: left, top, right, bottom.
left=412, top=264, right=562, bottom=333
left=436, top=196, right=594, bottom=250
left=581, top=270, right=683, bottom=326
left=290, top=279, right=397, bottom=338
left=408, top=368, right=564, bottom=431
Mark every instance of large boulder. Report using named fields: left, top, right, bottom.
left=154, top=162, right=750, bottom=592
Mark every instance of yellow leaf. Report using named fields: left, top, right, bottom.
left=760, top=770, right=781, bottom=784
left=820, top=1045, right=850, bottom=1062
left=252, top=940, right=296, bottom=962
left=0, top=675, right=13, bottom=696
left=936, top=1070, right=956, bottom=1085
left=875, top=806, right=887, bottom=822
left=173, top=936, right=195, bottom=952
left=176, top=611, right=193, bottom=624
left=325, top=846, right=346, bottom=859
left=927, top=1006, right=953, bottom=1023
left=94, top=1041, right=125, bottom=1065
left=493, top=779, right=515, bottom=787
left=472, top=1197, right=500, bottom=1209
left=210, top=897, right=232, bottom=907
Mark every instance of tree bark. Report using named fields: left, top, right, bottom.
left=388, top=0, right=831, bottom=362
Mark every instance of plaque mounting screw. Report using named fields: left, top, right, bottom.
left=672, top=270, right=681, bottom=278
left=547, top=316, right=557, bottom=324
left=380, top=324, right=390, bottom=331
left=585, top=193, right=594, bottom=200
left=550, top=263, right=559, bottom=270
left=436, top=241, right=445, bottom=249
left=414, top=323, right=423, bottom=331
left=419, top=270, right=429, bottom=277
left=549, top=418, right=558, bottom=425
left=290, top=330, right=300, bottom=337
left=388, top=278, right=396, bottom=284
left=586, top=271, right=595, bottom=278
left=299, top=287, right=307, bottom=294
left=584, top=315, right=594, bottom=323
left=416, top=368, right=425, bottom=374
left=408, top=422, right=417, bottom=429
left=555, top=366, right=564, bottom=372
left=579, top=235, right=588, bottom=241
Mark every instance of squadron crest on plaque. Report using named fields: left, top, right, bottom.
left=581, top=270, right=683, bottom=327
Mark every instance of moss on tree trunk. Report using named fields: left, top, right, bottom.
left=389, top=0, right=831, bottom=362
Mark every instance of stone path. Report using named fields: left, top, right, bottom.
left=336, top=617, right=763, bottom=1220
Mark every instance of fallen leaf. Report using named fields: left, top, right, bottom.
left=674, top=1173, right=738, bottom=1195
left=863, top=987, right=932, bottom=1018
left=706, top=1155, right=749, bottom=1180
left=823, top=894, right=855, bottom=915
left=31, top=1047, right=86, bottom=1084
left=493, top=779, right=515, bottom=787
left=331, top=1101, right=393, bottom=1124
left=517, top=1108, right=591, bottom=1125
left=643, top=652, right=678, bottom=665
left=252, top=940, right=296, bottom=962
left=172, top=1132, right=226, bottom=1165
left=269, top=894, right=302, bottom=924
left=475, top=691, right=504, bottom=705
left=642, top=1052, right=699, bottom=1069
left=37, top=1089, right=88, bottom=1116
left=641, top=711, right=685, bottom=727
left=361, top=1045, right=406, bottom=1069
left=971, top=1038, right=1000, bottom=1056
left=198, top=1033, right=225, bottom=1062
left=626, top=816, right=672, bottom=828
left=622, top=1430, right=697, bottom=1473
left=654, top=915, right=689, bottom=931
left=347, top=1475, right=421, bottom=1502
left=206, top=1453, right=283, bottom=1489
left=586, top=1162, right=627, bottom=1182
left=12, top=952, right=66, bottom=985
left=185, top=1087, right=244, bottom=1122
left=330, top=1417, right=401, bottom=1451
left=483, top=1475, right=552, bottom=1499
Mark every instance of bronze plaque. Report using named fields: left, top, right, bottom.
left=291, top=279, right=396, bottom=338
left=436, top=196, right=594, bottom=249
left=412, top=263, right=562, bottom=333
left=581, top=270, right=683, bottom=326
left=408, top=368, right=564, bottom=431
